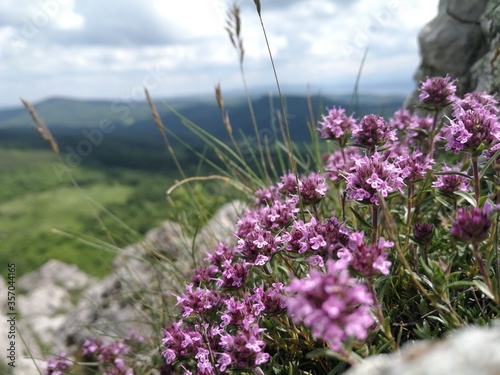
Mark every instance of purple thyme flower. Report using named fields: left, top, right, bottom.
left=395, top=150, right=434, bottom=183
left=285, top=260, right=374, bottom=350
left=217, top=259, right=249, bottom=288
left=44, top=353, right=71, bottom=375
left=451, top=204, right=493, bottom=244
left=205, top=242, right=234, bottom=270
left=340, top=232, right=393, bottom=277
left=318, top=106, right=356, bottom=140
left=163, top=321, right=224, bottom=374
left=453, top=91, right=499, bottom=115
left=236, top=225, right=285, bottom=265
left=285, top=216, right=350, bottom=260
left=254, top=185, right=280, bottom=206
left=235, top=210, right=259, bottom=238
left=278, top=171, right=329, bottom=204
left=298, top=172, right=329, bottom=205
left=418, top=75, right=457, bottom=108
left=195, top=347, right=215, bottom=375
left=176, top=284, right=222, bottom=317
left=444, top=102, right=500, bottom=155
left=389, top=109, right=419, bottom=131
left=162, top=320, right=203, bottom=365
left=278, top=172, right=299, bottom=195
left=351, top=114, right=397, bottom=151
left=432, top=164, right=470, bottom=195
left=82, top=338, right=134, bottom=375
left=220, top=295, right=257, bottom=329
left=254, top=195, right=299, bottom=230
left=345, top=152, right=405, bottom=205
left=251, top=283, right=286, bottom=315
left=324, top=147, right=360, bottom=182
left=219, top=324, right=270, bottom=369
left=389, top=110, right=435, bottom=149
left=413, top=223, right=434, bottom=246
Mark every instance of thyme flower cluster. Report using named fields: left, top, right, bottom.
left=42, top=76, right=500, bottom=374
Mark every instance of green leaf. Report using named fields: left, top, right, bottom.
left=479, top=149, right=500, bottom=179
left=478, top=195, right=489, bottom=207
left=306, top=348, right=343, bottom=360
left=435, top=194, right=453, bottom=210
left=446, top=280, right=474, bottom=289
left=434, top=170, right=472, bottom=179
left=473, top=280, right=495, bottom=301
left=453, top=190, right=477, bottom=206
left=349, top=207, right=373, bottom=230
left=328, top=362, right=348, bottom=375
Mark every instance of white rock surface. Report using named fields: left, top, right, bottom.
left=0, top=260, right=97, bottom=374
left=343, top=322, right=500, bottom=375
left=18, top=284, right=72, bottom=317
left=195, top=200, right=246, bottom=253
left=18, top=258, right=96, bottom=292
left=0, top=200, right=246, bottom=374
left=144, top=219, right=191, bottom=260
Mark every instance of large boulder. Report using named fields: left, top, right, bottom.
left=52, top=200, right=244, bottom=356
left=18, top=258, right=94, bottom=293
left=0, top=260, right=97, bottom=375
left=406, top=0, right=500, bottom=107
left=343, top=322, right=500, bottom=375
left=3, top=200, right=245, bottom=374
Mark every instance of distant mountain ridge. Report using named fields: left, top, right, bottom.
left=0, top=93, right=405, bottom=131
left=0, top=93, right=406, bottom=172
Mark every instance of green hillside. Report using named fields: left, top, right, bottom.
left=0, top=147, right=234, bottom=278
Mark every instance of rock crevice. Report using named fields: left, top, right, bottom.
left=406, top=0, right=500, bottom=107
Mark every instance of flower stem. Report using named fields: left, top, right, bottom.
left=428, top=109, right=439, bottom=160
left=472, top=156, right=480, bottom=204
left=406, top=183, right=414, bottom=228
left=368, top=283, right=397, bottom=350
left=472, top=243, right=499, bottom=304
left=372, top=205, right=379, bottom=244
left=404, top=183, right=414, bottom=256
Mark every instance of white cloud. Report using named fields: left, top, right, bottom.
left=0, top=0, right=440, bottom=108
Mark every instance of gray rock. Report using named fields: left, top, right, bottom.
left=18, top=283, right=72, bottom=317
left=343, top=322, right=500, bottom=375
left=447, top=0, right=488, bottom=23
left=418, top=15, right=485, bottom=76
left=53, top=201, right=245, bottom=352
left=18, top=258, right=96, bottom=292
left=0, top=261, right=97, bottom=373
left=406, top=0, right=499, bottom=108
left=195, top=200, right=246, bottom=254
left=8, top=200, right=245, bottom=372
left=144, top=219, right=191, bottom=260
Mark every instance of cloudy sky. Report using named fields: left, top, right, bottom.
left=0, top=0, right=440, bottom=108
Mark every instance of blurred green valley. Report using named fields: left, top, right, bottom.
left=0, top=93, right=404, bottom=278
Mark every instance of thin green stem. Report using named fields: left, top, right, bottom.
left=404, top=183, right=414, bottom=255
left=428, top=109, right=439, bottom=160
left=255, top=11, right=299, bottom=186
left=472, top=243, right=499, bottom=304
left=239, top=63, right=269, bottom=182
left=472, top=156, right=480, bottom=204
left=372, top=205, right=379, bottom=244
left=368, top=283, right=398, bottom=350
left=378, top=194, right=463, bottom=326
